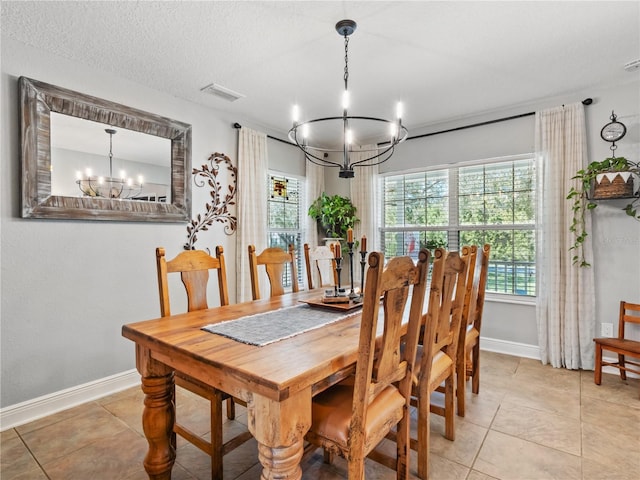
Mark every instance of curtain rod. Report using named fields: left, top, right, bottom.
left=235, top=97, right=593, bottom=146
left=233, top=122, right=292, bottom=146
left=407, top=98, right=593, bottom=141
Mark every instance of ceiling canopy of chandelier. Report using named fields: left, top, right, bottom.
left=76, top=128, right=144, bottom=199
left=288, top=19, right=408, bottom=178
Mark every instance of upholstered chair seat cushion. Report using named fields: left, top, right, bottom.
left=310, top=380, right=405, bottom=449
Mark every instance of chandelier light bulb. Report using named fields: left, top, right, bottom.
left=86, top=168, right=92, bottom=177
left=346, top=129, right=354, bottom=145
left=390, top=122, right=398, bottom=138
left=98, top=176, right=105, bottom=185
left=120, top=170, right=126, bottom=179
left=396, top=102, right=403, bottom=121
left=292, top=104, right=300, bottom=124
left=76, top=171, right=82, bottom=180
left=138, top=175, right=144, bottom=185
left=342, top=90, right=350, bottom=110
left=302, top=123, right=310, bottom=138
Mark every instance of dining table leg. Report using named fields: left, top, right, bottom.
left=136, top=345, right=176, bottom=480
left=248, top=388, right=312, bottom=480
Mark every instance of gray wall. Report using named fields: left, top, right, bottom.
left=1, top=35, right=638, bottom=410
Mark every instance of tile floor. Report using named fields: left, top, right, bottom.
left=1, top=351, right=639, bottom=480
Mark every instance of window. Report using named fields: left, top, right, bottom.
left=381, top=155, right=536, bottom=296
left=267, top=173, right=304, bottom=287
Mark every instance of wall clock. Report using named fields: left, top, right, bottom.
left=600, top=111, right=626, bottom=143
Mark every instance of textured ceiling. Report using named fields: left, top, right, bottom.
left=2, top=1, right=639, bottom=144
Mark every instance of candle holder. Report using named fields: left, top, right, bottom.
left=347, top=241, right=358, bottom=300
left=359, top=250, right=367, bottom=296
left=334, top=255, right=343, bottom=295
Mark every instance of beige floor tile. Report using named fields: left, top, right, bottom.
left=14, top=400, right=102, bottom=435
left=41, top=427, right=147, bottom=480
left=501, top=378, right=581, bottom=419
left=19, top=403, right=130, bottom=465
left=491, top=403, right=581, bottom=455
left=456, top=382, right=504, bottom=428
left=101, top=386, right=145, bottom=435
left=582, top=456, right=640, bottom=480
left=580, top=370, right=640, bottom=409
left=426, top=413, right=488, bottom=467
left=479, top=351, right=521, bottom=376
left=0, top=436, right=45, bottom=480
left=581, top=395, right=640, bottom=439
left=467, top=470, right=499, bottom=480
left=582, top=422, right=640, bottom=474
left=0, top=428, right=19, bottom=442
left=474, top=430, right=581, bottom=480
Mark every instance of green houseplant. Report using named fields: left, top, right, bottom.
left=567, top=156, right=640, bottom=267
left=308, top=193, right=360, bottom=240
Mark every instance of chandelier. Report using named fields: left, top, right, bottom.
left=288, top=19, right=408, bottom=178
left=76, top=128, right=144, bottom=199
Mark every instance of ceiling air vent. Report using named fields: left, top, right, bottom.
left=200, top=83, right=246, bottom=102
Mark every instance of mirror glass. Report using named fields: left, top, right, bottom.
left=50, top=113, right=172, bottom=201
left=20, top=77, right=191, bottom=222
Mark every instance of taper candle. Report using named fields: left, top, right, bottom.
left=361, top=235, right=367, bottom=252
left=335, top=242, right=341, bottom=258
left=347, top=228, right=353, bottom=243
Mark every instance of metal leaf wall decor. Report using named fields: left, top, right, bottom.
left=184, top=152, right=237, bottom=250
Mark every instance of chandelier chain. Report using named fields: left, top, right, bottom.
left=343, top=35, right=349, bottom=90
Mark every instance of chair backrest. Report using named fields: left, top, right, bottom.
left=303, top=243, right=337, bottom=289
left=619, top=301, right=640, bottom=337
left=350, top=249, right=430, bottom=453
left=470, top=244, right=491, bottom=332
left=248, top=244, right=299, bottom=300
left=156, top=246, right=229, bottom=317
left=419, top=248, right=470, bottom=386
left=460, top=245, right=478, bottom=331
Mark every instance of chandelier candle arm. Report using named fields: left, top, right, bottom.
left=75, top=128, right=144, bottom=199
left=288, top=19, right=408, bottom=178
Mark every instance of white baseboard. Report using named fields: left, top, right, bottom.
left=0, top=369, right=139, bottom=432
left=480, top=336, right=541, bottom=360
left=1, top=338, right=635, bottom=432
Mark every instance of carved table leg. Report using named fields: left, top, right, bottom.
left=137, top=345, right=175, bottom=480
left=248, top=388, right=312, bottom=480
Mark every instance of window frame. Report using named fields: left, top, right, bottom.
left=379, top=153, right=536, bottom=299
left=266, top=170, right=306, bottom=288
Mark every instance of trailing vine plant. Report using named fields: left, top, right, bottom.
left=184, top=152, right=237, bottom=250
left=567, top=156, right=640, bottom=267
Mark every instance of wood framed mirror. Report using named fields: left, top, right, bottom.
left=20, top=76, right=192, bottom=222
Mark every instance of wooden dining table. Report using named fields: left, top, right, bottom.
left=122, top=288, right=372, bottom=479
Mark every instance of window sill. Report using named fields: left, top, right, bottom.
left=485, top=293, right=536, bottom=307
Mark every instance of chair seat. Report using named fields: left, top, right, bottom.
left=310, top=380, right=405, bottom=449
left=414, top=348, right=455, bottom=391
left=465, top=326, right=479, bottom=348
left=594, top=337, right=640, bottom=355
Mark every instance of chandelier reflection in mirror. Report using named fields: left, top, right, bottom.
left=76, top=128, right=144, bottom=199
left=288, top=19, right=408, bottom=178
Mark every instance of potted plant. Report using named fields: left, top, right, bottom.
left=567, top=156, right=640, bottom=267
left=308, top=193, right=360, bottom=241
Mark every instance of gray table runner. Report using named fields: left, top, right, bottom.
left=201, top=304, right=354, bottom=346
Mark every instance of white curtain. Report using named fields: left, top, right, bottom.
left=236, top=127, right=268, bottom=303
left=305, top=160, right=325, bottom=247
left=535, top=103, right=595, bottom=369
left=350, top=145, right=379, bottom=252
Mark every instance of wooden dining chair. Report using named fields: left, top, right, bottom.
left=411, top=247, right=469, bottom=479
left=594, top=300, right=640, bottom=397
left=305, top=249, right=430, bottom=479
left=304, top=243, right=337, bottom=289
left=456, top=244, right=491, bottom=416
left=156, top=247, right=252, bottom=480
left=248, top=244, right=299, bottom=300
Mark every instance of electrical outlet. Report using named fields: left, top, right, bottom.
left=601, top=323, right=614, bottom=337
